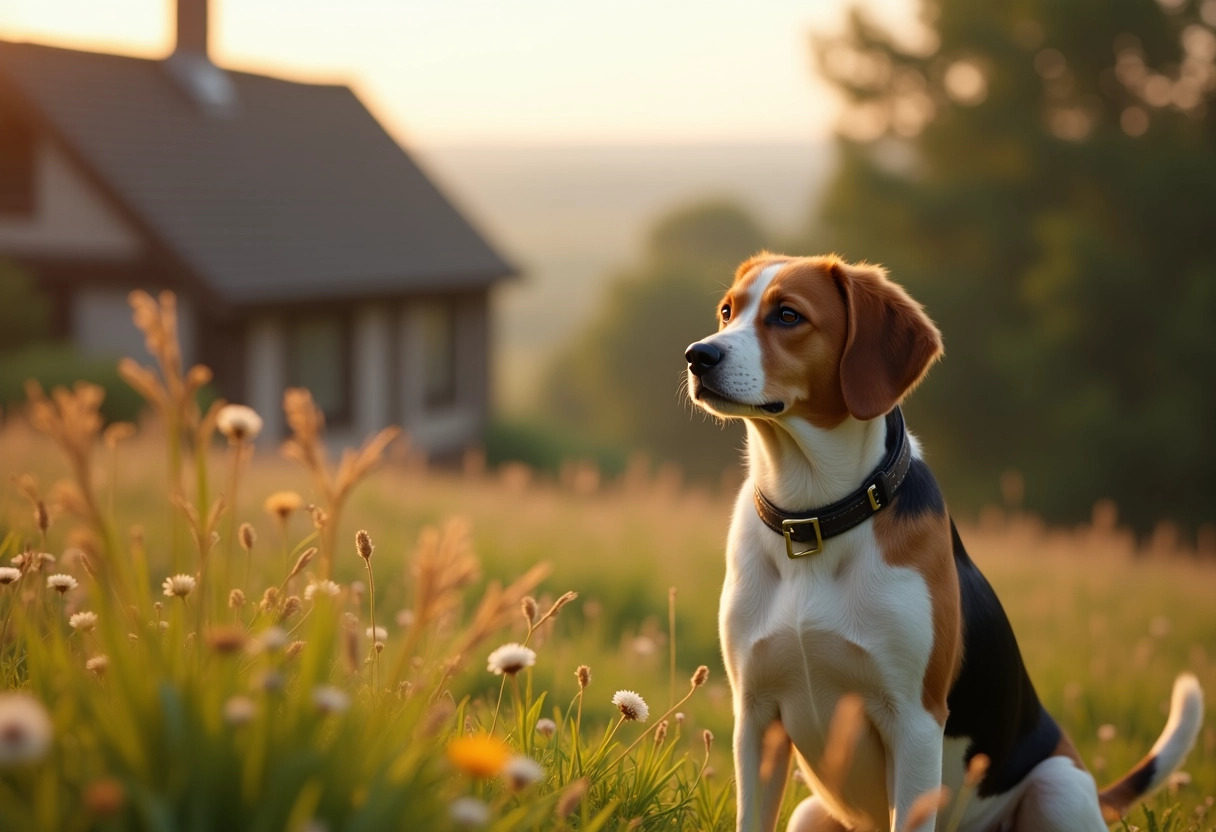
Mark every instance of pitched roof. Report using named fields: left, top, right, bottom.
left=0, top=40, right=514, bottom=306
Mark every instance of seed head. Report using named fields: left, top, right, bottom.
left=654, top=719, right=669, bottom=745
left=216, top=404, right=263, bottom=443
left=486, top=642, right=536, bottom=676
left=535, top=717, right=556, bottom=738
left=691, top=665, right=709, bottom=688
left=264, top=491, right=302, bottom=522
left=703, top=729, right=714, bottom=755
left=161, top=573, right=196, bottom=599
left=287, top=547, right=317, bottom=582
left=260, top=586, right=280, bottom=612
left=0, top=693, right=53, bottom=765
left=238, top=523, right=256, bottom=552
left=69, top=611, right=98, bottom=631
left=46, top=573, right=78, bottom=594
left=205, top=627, right=248, bottom=654
left=502, top=754, right=545, bottom=791
left=280, top=595, right=302, bottom=620
left=285, top=640, right=306, bottom=660
left=224, top=696, right=257, bottom=726
left=304, top=579, right=341, bottom=601
left=576, top=664, right=591, bottom=690
left=34, top=501, right=49, bottom=534
left=521, top=596, right=538, bottom=626
left=536, top=591, right=578, bottom=627
left=312, top=686, right=350, bottom=714
left=449, top=796, right=491, bottom=828
left=556, top=779, right=588, bottom=818
left=612, top=690, right=649, bottom=722
left=85, top=655, right=109, bottom=675
left=355, top=529, right=374, bottom=560
left=228, top=588, right=246, bottom=609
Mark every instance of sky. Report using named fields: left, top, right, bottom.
left=0, top=0, right=914, bottom=147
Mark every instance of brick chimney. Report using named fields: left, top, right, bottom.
left=175, top=0, right=209, bottom=57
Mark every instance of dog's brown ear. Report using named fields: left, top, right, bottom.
left=831, top=261, right=943, bottom=421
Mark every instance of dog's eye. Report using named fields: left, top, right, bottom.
left=720, top=304, right=732, bottom=321
left=778, top=307, right=801, bottom=325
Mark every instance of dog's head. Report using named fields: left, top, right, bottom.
left=685, top=253, right=943, bottom=426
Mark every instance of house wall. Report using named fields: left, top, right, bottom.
left=72, top=286, right=198, bottom=367
left=0, top=141, right=143, bottom=258
left=244, top=289, right=492, bottom=456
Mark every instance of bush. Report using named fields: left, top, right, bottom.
left=484, top=416, right=629, bottom=477
left=0, top=343, right=146, bottom=423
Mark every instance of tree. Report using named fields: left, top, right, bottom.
left=542, top=200, right=769, bottom=481
left=807, top=0, right=1216, bottom=533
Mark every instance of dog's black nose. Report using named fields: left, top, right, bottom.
left=685, top=342, right=723, bottom=376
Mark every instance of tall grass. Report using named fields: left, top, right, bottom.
left=0, top=290, right=1212, bottom=831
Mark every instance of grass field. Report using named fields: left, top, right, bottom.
left=0, top=311, right=1213, bottom=830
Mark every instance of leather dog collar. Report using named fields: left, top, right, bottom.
left=753, top=407, right=913, bottom=558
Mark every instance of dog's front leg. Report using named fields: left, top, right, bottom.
left=734, top=700, right=792, bottom=832
left=885, top=712, right=944, bottom=832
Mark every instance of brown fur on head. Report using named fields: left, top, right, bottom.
left=704, top=254, right=942, bottom=425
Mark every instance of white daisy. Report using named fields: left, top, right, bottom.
left=449, top=796, right=490, bottom=828
left=162, top=574, right=196, bottom=599
left=486, top=642, right=536, bottom=676
left=46, top=574, right=77, bottom=594
left=0, top=567, right=20, bottom=585
left=365, top=626, right=388, bottom=641
left=612, top=690, right=649, bottom=722
left=69, top=611, right=98, bottom=631
left=312, top=686, right=350, bottom=714
left=216, top=404, right=264, bottom=443
left=303, top=580, right=341, bottom=601
left=502, top=754, right=545, bottom=790
left=0, top=693, right=53, bottom=765
left=85, top=655, right=109, bottom=674
left=535, top=717, right=557, bottom=738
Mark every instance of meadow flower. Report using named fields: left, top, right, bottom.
left=355, top=529, right=374, bottom=560
left=216, top=404, right=263, bottom=443
left=228, top=588, right=246, bottom=609
left=449, top=796, right=491, bottom=827
left=576, top=664, right=591, bottom=690
left=286, top=640, right=306, bottom=659
left=46, top=574, right=77, bottom=594
left=257, top=627, right=289, bottom=652
left=366, top=626, right=388, bottom=641
left=85, top=655, right=109, bottom=674
left=535, top=717, right=556, bottom=738
left=0, top=694, right=53, bottom=766
left=14, top=552, right=53, bottom=572
left=521, top=596, right=537, bottom=625
left=69, top=611, right=98, bottom=631
left=162, top=573, right=196, bottom=599
left=396, top=609, right=415, bottom=628
left=224, top=696, right=257, bottom=725
left=1097, top=723, right=1117, bottom=742
left=612, top=690, right=649, bottom=722
left=238, top=523, right=257, bottom=552
left=312, top=686, right=350, bottom=714
left=304, top=579, right=340, bottom=601
left=83, top=777, right=125, bottom=817
left=0, top=568, right=20, bottom=585
left=264, top=491, right=302, bottom=521
left=280, top=596, right=302, bottom=620
left=205, top=627, right=248, bottom=654
left=447, top=734, right=509, bottom=778
left=486, top=643, right=536, bottom=676
left=502, top=754, right=545, bottom=790
left=691, top=665, right=710, bottom=687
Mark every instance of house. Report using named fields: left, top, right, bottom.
left=0, top=0, right=514, bottom=455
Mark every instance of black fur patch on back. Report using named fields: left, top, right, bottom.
left=945, top=520, right=1061, bottom=797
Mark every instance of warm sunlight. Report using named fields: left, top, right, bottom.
left=0, top=0, right=915, bottom=146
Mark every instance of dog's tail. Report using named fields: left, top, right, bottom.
left=1097, top=673, right=1204, bottom=822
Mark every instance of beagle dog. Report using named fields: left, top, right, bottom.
left=684, top=253, right=1203, bottom=832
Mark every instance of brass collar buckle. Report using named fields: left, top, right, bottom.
left=782, top=516, right=823, bottom=559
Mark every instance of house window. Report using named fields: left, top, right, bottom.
left=0, top=111, right=35, bottom=216
left=286, top=314, right=350, bottom=425
left=419, top=301, right=457, bottom=410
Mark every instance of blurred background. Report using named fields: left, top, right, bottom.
left=1, top=0, right=1214, bottom=542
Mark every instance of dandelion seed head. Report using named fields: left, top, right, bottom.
left=0, top=693, right=53, bottom=766
left=535, top=717, right=556, bottom=738
left=216, top=404, right=263, bottom=443
left=502, top=754, right=545, bottom=790
left=612, top=690, right=649, bottom=722
left=312, top=686, right=350, bottom=714
left=366, top=626, right=388, bottom=641
left=486, top=643, right=536, bottom=676
left=85, top=655, right=108, bottom=674
left=47, top=573, right=78, bottom=594
left=449, top=796, right=491, bottom=827
left=69, top=611, right=98, bottom=631
left=304, top=580, right=340, bottom=601
left=161, top=573, right=196, bottom=599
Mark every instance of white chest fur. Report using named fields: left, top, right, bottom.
left=719, top=483, right=939, bottom=826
